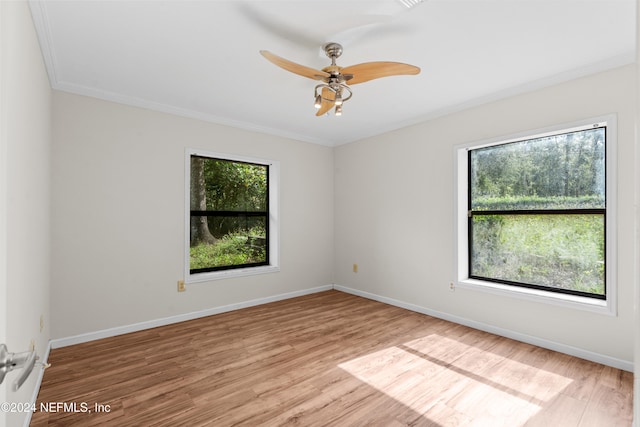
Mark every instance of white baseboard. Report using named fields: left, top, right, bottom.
left=23, top=283, right=633, bottom=427
left=51, top=285, right=333, bottom=349
left=334, top=284, right=634, bottom=372
left=50, top=283, right=633, bottom=372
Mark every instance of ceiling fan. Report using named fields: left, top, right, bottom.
left=260, top=42, right=420, bottom=116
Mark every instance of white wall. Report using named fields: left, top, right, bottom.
left=334, top=65, right=637, bottom=365
left=50, top=92, right=334, bottom=339
left=634, top=1, right=640, bottom=421
left=1, top=1, right=52, bottom=426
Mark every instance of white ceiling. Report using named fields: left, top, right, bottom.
left=29, top=0, right=636, bottom=146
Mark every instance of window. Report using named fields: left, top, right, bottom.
left=455, top=116, right=616, bottom=313
left=185, top=150, right=279, bottom=282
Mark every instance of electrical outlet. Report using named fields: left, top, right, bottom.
left=353, top=263, right=358, bottom=273
left=449, top=282, right=455, bottom=292
left=177, top=280, right=186, bottom=292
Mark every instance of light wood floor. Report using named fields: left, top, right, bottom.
left=31, top=290, right=632, bottom=426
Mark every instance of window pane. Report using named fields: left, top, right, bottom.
left=470, top=214, right=604, bottom=296
left=470, top=128, right=605, bottom=210
left=190, top=156, right=267, bottom=212
left=190, top=216, right=267, bottom=271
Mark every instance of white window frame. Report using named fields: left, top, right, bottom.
left=453, top=115, right=617, bottom=316
left=184, top=148, right=280, bottom=283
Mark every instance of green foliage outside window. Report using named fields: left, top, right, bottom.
left=190, top=156, right=268, bottom=272
left=469, top=127, right=606, bottom=297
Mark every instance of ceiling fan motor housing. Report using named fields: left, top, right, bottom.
left=323, top=42, right=343, bottom=61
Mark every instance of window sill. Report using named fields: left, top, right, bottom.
left=187, top=265, right=280, bottom=284
left=455, top=278, right=613, bottom=316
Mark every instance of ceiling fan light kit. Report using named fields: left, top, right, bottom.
left=260, top=42, right=420, bottom=117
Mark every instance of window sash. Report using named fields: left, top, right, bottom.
left=466, top=126, right=607, bottom=300
left=189, top=156, right=270, bottom=274
left=190, top=210, right=268, bottom=217
left=467, top=211, right=606, bottom=299
left=189, top=213, right=270, bottom=274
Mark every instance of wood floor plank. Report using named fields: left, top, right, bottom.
left=31, top=290, right=633, bottom=426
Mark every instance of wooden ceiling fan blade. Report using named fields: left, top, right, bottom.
left=260, top=51, right=330, bottom=81
left=341, top=62, right=420, bottom=85
left=316, top=87, right=335, bottom=116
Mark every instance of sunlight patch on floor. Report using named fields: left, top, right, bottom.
left=338, top=333, right=573, bottom=424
